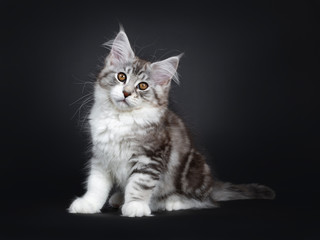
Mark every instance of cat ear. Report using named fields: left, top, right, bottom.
left=105, top=29, right=135, bottom=66
left=150, top=55, right=182, bottom=86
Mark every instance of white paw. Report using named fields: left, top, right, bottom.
left=108, top=192, right=124, bottom=208
left=68, top=197, right=101, bottom=214
left=121, top=201, right=151, bottom=217
left=165, top=199, right=184, bottom=211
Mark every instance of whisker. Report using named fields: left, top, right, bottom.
left=70, top=96, right=93, bottom=121
left=69, top=93, right=92, bottom=106
left=71, top=74, right=96, bottom=95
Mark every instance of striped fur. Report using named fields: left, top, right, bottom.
left=68, top=29, right=275, bottom=217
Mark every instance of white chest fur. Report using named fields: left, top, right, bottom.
left=89, top=103, right=163, bottom=187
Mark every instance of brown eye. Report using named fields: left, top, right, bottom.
left=117, top=72, right=127, bottom=82
left=138, top=82, right=148, bottom=90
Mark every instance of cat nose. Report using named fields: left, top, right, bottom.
left=123, top=90, right=131, bottom=98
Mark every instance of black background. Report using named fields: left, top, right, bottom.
left=1, top=0, right=319, bottom=239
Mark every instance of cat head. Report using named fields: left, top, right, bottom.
left=96, top=29, right=181, bottom=112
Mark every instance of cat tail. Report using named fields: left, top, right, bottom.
left=211, top=181, right=276, bottom=201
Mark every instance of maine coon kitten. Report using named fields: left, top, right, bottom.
left=68, top=29, right=275, bottom=217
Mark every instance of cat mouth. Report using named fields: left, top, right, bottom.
left=118, top=99, right=127, bottom=103
left=116, top=99, right=130, bottom=106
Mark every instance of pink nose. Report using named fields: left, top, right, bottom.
left=123, top=90, right=131, bottom=98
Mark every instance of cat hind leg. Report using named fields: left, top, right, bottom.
left=164, top=194, right=216, bottom=211
left=108, top=191, right=124, bottom=208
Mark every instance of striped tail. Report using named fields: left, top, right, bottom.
left=211, top=181, right=276, bottom=201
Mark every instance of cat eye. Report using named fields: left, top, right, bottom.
left=138, top=82, right=148, bottom=90
left=117, top=72, right=127, bottom=82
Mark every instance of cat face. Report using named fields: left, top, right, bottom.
left=97, top=30, right=181, bottom=112
left=98, top=58, right=158, bottom=111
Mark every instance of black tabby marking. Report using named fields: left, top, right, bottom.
left=130, top=169, right=160, bottom=181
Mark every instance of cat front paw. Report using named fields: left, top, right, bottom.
left=68, top=197, right=101, bottom=214
left=121, top=201, right=151, bottom=217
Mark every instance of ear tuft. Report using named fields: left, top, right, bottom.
left=150, top=54, right=182, bottom=86
left=104, top=29, right=135, bottom=66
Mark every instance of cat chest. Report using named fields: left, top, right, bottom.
left=90, top=118, right=143, bottom=185
left=91, top=118, right=140, bottom=151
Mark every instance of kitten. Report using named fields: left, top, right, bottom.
left=68, top=28, right=275, bottom=217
